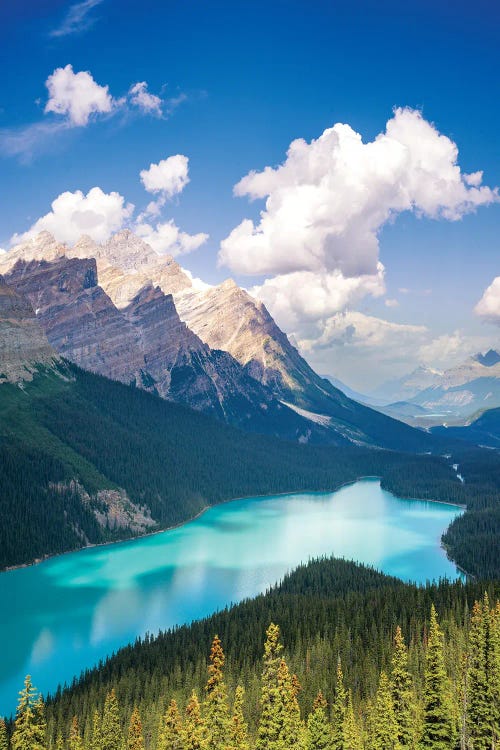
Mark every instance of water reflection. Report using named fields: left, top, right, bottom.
left=0, top=479, right=462, bottom=714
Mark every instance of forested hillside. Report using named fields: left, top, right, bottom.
left=1, top=363, right=499, bottom=577
left=3, top=558, right=499, bottom=749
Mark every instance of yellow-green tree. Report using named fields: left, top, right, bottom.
left=0, top=718, right=8, bottom=750
left=101, top=690, right=122, bottom=750
left=69, top=716, right=84, bottom=750
left=306, top=692, right=333, bottom=750
left=371, top=671, right=400, bottom=750
left=11, top=675, right=47, bottom=750
left=127, top=707, right=144, bottom=750
left=204, top=635, right=230, bottom=750
left=229, top=686, right=249, bottom=750
left=331, top=660, right=346, bottom=750
left=183, top=692, right=206, bottom=750
left=390, top=626, right=414, bottom=748
left=342, top=691, right=362, bottom=750
left=157, top=699, right=183, bottom=750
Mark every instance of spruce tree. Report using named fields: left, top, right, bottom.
left=342, top=691, right=362, bottom=750
left=0, top=718, right=8, bottom=750
left=420, top=605, right=453, bottom=750
left=127, top=708, right=145, bottom=750
left=331, top=660, right=346, bottom=750
left=204, top=635, right=230, bottom=750
left=371, top=671, right=400, bottom=750
left=467, top=598, right=491, bottom=750
left=306, top=692, right=333, bottom=750
left=183, top=691, right=206, bottom=750
left=157, top=699, right=183, bottom=750
left=229, top=686, right=249, bottom=750
left=55, top=733, right=64, bottom=750
left=489, top=601, right=500, bottom=750
left=277, top=659, right=304, bottom=748
left=101, top=690, right=122, bottom=750
left=11, top=675, right=47, bottom=750
left=391, top=626, right=414, bottom=748
left=91, top=710, right=103, bottom=750
left=69, top=716, right=84, bottom=750
left=256, top=623, right=285, bottom=750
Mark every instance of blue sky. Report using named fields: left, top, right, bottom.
left=0, top=0, right=499, bottom=388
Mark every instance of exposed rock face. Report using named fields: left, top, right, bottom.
left=1, top=230, right=433, bottom=448
left=0, top=275, right=57, bottom=383
left=6, top=258, right=146, bottom=385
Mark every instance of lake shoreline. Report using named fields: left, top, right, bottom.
left=2, top=475, right=466, bottom=575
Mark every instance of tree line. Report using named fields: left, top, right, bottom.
left=3, top=595, right=499, bottom=749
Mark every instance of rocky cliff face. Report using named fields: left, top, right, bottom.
left=6, top=258, right=146, bottom=385
left=0, top=275, right=58, bottom=383
left=4, top=254, right=323, bottom=441
left=1, top=230, right=433, bottom=449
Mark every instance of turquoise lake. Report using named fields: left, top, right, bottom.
left=0, top=479, right=463, bottom=715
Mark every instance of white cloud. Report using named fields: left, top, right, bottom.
left=252, top=265, right=385, bottom=334
left=129, top=82, right=163, bottom=117
left=300, top=311, right=427, bottom=354
left=220, top=108, right=498, bottom=281
left=140, top=155, right=190, bottom=196
left=475, top=277, right=500, bottom=324
left=11, top=187, right=134, bottom=245
left=50, top=0, right=104, bottom=37
left=418, top=330, right=492, bottom=368
left=135, top=219, right=208, bottom=256
left=385, top=298, right=399, bottom=308
left=45, top=64, right=113, bottom=126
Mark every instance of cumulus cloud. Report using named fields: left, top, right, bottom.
left=135, top=219, right=208, bottom=256
left=252, top=265, right=385, bottom=334
left=129, top=82, right=163, bottom=117
left=385, top=298, right=399, bottom=308
left=45, top=64, right=114, bottom=126
left=11, top=187, right=134, bottom=245
left=140, top=155, right=190, bottom=196
left=50, top=0, right=104, bottom=37
left=138, top=155, right=190, bottom=219
left=475, top=277, right=500, bottom=324
left=220, top=108, right=498, bottom=282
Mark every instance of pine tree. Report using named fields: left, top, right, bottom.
left=467, top=597, right=491, bottom=750
left=157, top=699, right=183, bottom=750
left=342, top=691, right=362, bottom=750
left=331, top=660, right=346, bottom=750
left=0, top=719, right=8, bottom=750
left=229, top=686, right=249, bottom=750
left=101, top=690, right=122, bottom=750
left=91, top=710, right=103, bottom=750
left=256, top=623, right=285, bottom=750
left=277, top=659, right=304, bottom=748
left=55, top=733, right=64, bottom=750
left=127, top=708, right=144, bottom=750
left=391, top=626, right=414, bottom=748
left=204, top=635, right=230, bottom=750
left=489, top=601, right=500, bottom=750
left=183, top=691, right=206, bottom=750
left=69, top=716, right=84, bottom=750
left=420, top=605, right=453, bottom=750
left=11, top=675, right=47, bottom=750
left=306, top=692, right=333, bottom=750
left=371, top=671, right=400, bottom=750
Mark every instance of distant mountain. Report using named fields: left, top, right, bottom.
left=474, top=349, right=500, bottom=367
left=0, top=230, right=438, bottom=451
left=321, top=374, right=386, bottom=406
left=432, top=406, right=500, bottom=449
left=370, top=365, right=444, bottom=403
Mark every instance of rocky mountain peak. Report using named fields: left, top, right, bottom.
left=0, top=275, right=58, bottom=383
left=474, top=349, right=500, bottom=367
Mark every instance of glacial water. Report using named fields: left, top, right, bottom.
left=0, top=479, right=463, bottom=714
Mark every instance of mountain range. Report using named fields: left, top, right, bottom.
left=0, top=230, right=432, bottom=451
